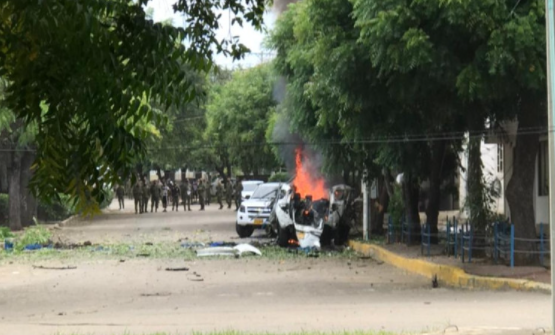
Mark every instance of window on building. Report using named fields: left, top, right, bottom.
left=538, top=140, right=549, bottom=196
left=497, top=144, right=503, bottom=173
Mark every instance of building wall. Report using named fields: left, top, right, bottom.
left=458, top=139, right=505, bottom=216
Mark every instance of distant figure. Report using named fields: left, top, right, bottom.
left=225, top=179, right=233, bottom=209
left=171, top=183, right=180, bottom=211
left=116, top=185, right=125, bottom=210
left=141, top=181, right=149, bottom=214
left=161, top=182, right=170, bottom=212
left=216, top=180, right=224, bottom=210
left=181, top=180, right=191, bottom=211
left=150, top=180, right=161, bottom=213
left=197, top=179, right=205, bottom=211
left=132, top=182, right=143, bottom=214
left=234, top=178, right=243, bottom=211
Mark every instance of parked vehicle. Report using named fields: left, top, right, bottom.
left=235, top=182, right=281, bottom=238
left=241, top=180, right=264, bottom=200
left=269, top=184, right=356, bottom=249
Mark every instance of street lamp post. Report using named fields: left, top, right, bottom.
left=544, top=0, right=555, bottom=331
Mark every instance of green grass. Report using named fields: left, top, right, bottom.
left=0, top=242, right=359, bottom=264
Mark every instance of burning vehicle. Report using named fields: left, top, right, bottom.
left=269, top=149, right=357, bottom=249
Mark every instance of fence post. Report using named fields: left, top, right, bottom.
left=420, top=225, right=424, bottom=256
left=446, top=219, right=451, bottom=257
left=510, top=223, right=515, bottom=268
left=469, top=222, right=473, bottom=263
left=408, top=218, right=411, bottom=245
left=454, top=217, right=458, bottom=258
left=494, top=222, right=498, bottom=264
left=461, top=222, right=465, bottom=263
left=401, top=217, right=405, bottom=244
left=388, top=216, right=392, bottom=244
left=540, top=222, right=545, bottom=266
left=427, top=222, right=431, bottom=257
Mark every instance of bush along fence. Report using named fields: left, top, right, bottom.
left=387, top=216, right=550, bottom=268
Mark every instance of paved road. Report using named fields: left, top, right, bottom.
left=0, top=199, right=551, bottom=335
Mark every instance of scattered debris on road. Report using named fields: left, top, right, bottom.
left=187, top=272, right=204, bottom=281
left=165, top=267, right=190, bottom=272
left=140, top=292, right=172, bottom=297
left=33, top=265, right=77, bottom=270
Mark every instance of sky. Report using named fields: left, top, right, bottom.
left=147, top=0, right=277, bottom=69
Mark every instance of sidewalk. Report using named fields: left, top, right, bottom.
left=383, top=243, right=551, bottom=284
left=349, top=240, right=552, bottom=292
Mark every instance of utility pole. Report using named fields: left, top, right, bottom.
left=544, top=0, right=555, bottom=331
left=362, top=171, right=371, bottom=241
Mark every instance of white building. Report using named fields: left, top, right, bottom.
left=457, top=122, right=548, bottom=225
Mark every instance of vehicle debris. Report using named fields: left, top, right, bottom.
left=270, top=183, right=357, bottom=249
left=196, top=243, right=262, bottom=257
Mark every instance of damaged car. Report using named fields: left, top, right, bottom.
left=269, top=184, right=357, bottom=249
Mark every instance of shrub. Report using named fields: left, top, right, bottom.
left=17, top=222, right=52, bottom=250
left=0, top=226, right=14, bottom=239
left=37, top=195, right=75, bottom=221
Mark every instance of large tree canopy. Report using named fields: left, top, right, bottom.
left=0, top=0, right=266, bottom=214
left=206, top=64, right=278, bottom=176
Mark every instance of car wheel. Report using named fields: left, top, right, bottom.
left=276, top=225, right=292, bottom=247
left=236, top=223, right=254, bottom=238
left=320, top=225, right=333, bottom=246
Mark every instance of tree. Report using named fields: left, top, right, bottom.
left=205, top=64, right=278, bottom=178
left=0, top=0, right=266, bottom=215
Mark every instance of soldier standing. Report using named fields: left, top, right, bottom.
left=225, top=179, right=233, bottom=209
left=116, top=184, right=125, bottom=210
left=197, top=179, right=205, bottom=211
left=234, top=178, right=243, bottom=211
left=216, top=180, right=224, bottom=210
left=132, top=181, right=143, bottom=214
left=171, top=183, right=180, bottom=211
left=150, top=180, right=161, bottom=212
left=161, top=182, right=170, bottom=212
left=181, top=180, right=191, bottom=211
left=141, top=181, right=149, bottom=214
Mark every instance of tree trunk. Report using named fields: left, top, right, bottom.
left=402, top=173, right=420, bottom=243
left=0, top=152, right=8, bottom=193
left=20, top=152, right=37, bottom=227
left=426, top=140, right=446, bottom=244
left=505, top=95, right=543, bottom=265
left=8, top=152, right=22, bottom=231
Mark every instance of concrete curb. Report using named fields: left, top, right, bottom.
left=349, top=241, right=551, bottom=293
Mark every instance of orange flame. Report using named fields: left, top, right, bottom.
left=293, top=148, right=328, bottom=200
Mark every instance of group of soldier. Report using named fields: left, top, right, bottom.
left=115, top=177, right=244, bottom=214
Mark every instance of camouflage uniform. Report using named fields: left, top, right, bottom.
left=216, top=182, right=224, bottom=209
left=225, top=180, right=233, bottom=209
left=132, top=183, right=143, bottom=214
left=171, top=184, right=180, bottom=211
left=234, top=180, right=243, bottom=210
left=197, top=180, right=205, bottom=211
left=181, top=181, right=191, bottom=211
left=150, top=181, right=161, bottom=212
left=116, top=185, right=125, bottom=210
left=141, top=182, right=149, bottom=214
